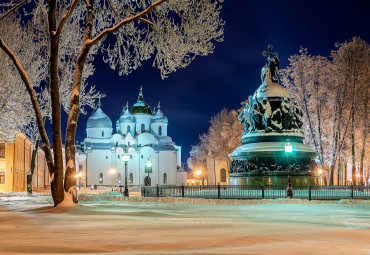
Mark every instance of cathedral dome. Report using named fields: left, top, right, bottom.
left=151, top=102, right=168, bottom=123
left=87, top=107, right=112, bottom=128
left=119, top=102, right=135, bottom=123
left=130, top=86, right=152, bottom=115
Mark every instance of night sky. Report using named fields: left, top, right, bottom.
left=72, top=0, right=370, bottom=168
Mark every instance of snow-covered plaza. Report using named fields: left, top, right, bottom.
left=1, top=192, right=369, bottom=254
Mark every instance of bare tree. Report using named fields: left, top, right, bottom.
left=188, top=108, right=243, bottom=179
left=282, top=37, right=369, bottom=185
left=0, top=0, right=225, bottom=206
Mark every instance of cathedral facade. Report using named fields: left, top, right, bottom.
left=81, top=87, right=186, bottom=187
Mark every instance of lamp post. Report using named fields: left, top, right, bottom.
left=195, top=169, right=204, bottom=186
left=75, top=172, right=83, bottom=188
left=109, top=168, right=117, bottom=191
left=285, top=141, right=293, bottom=198
left=145, top=158, right=152, bottom=186
left=356, top=173, right=361, bottom=186
left=318, top=167, right=323, bottom=186
left=122, top=151, right=130, bottom=196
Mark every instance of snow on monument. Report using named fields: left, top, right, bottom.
left=229, top=45, right=318, bottom=186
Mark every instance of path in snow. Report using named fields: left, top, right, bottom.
left=0, top=194, right=369, bottom=254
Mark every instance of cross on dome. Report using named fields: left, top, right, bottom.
left=137, top=86, right=144, bottom=102
left=97, top=96, right=102, bottom=108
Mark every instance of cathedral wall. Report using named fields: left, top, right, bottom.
left=134, top=114, right=152, bottom=134
left=87, top=127, right=113, bottom=139
left=151, top=123, right=168, bottom=137
left=119, top=122, right=135, bottom=136
left=86, top=149, right=115, bottom=186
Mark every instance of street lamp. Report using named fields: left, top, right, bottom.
left=195, top=169, right=204, bottom=186
left=122, top=151, right=130, bottom=197
left=317, top=167, right=323, bottom=185
left=75, top=172, right=83, bottom=189
left=285, top=141, right=293, bottom=198
left=109, top=168, right=117, bottom=191
left=356, top=173, right=361, bottom=186
left=145, top=158, right=152, bottom=186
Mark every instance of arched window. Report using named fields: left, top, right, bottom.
left=163, top=173, right=167, bottom=184
left=99, top=173, right=103, bottom=184
left=220, top=168, right=227, bottom=183
left=102, top=131, right=104, bottom=137
left=141, top=124, right=145, bottom=132
left=158, top=126, right=162, bottom=136
left=127, top=125, right=130, bottom=133
left=129, top=173, right=133, bottom=183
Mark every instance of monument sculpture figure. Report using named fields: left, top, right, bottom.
left=230, top=45, right=318, bottom=186
left=262, top=44, right=280, bottom=83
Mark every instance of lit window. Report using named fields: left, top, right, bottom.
left=129, top=173, right=133, bottom=183
left=0, top=144, right=5, bottom=158
left=220, top=168, right=227, bottom=182
left=0, top=171, right=5, bottom=184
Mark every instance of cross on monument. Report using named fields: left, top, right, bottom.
left=262, top=44, right=278, bottom=59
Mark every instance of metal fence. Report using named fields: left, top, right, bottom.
left=142, top=185, right=370, bottom=200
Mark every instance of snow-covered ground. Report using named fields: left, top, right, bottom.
left=0, top=192, right=369, bottom=254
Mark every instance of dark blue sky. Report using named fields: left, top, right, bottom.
left=73, top=0, right=370, bottom=167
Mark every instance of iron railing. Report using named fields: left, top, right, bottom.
left=141, top=185, right=370, bottom=200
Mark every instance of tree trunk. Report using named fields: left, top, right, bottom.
left=359, top=89, right=368, bottom=185
left=350, top=105, right=356, bottom=184
left=48, top=0, right=65, bottom=206
left=26, top=116, right=46, bottom=195
left=64, top=0, right=95, bottom=203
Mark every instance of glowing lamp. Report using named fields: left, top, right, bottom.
left=285, top=142, right=293, bottom=153
left=356, top=173, right=360, bottom=178
left=109, top=168, right=117, bottom=175
left=318, top=168, right=323, bottom=174
left=146, top=160, right=152, bottom=168
left=195, top=170, right=202, bottom=176
left=122, top=154, right=130, bottom=162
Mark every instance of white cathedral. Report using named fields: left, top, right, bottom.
left=81, top=87, right=187, bottom=187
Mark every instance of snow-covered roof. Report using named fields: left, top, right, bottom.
left=255, top=81, right=290, bottom=99
left=85, top=141, right=114, bottom=150
left=86, top=107, right=112, bottom=129
left=152, top=144, right=178, bottom=151
left=229, top=141, right=317, bottom=159
left=119, top=106, right=135, bottom=123
left=158, top=136, right=172, bottom=145
left=151, top=108, right=168, bottom=123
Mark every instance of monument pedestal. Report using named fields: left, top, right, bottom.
left=228, top=174, right=319, bottom=186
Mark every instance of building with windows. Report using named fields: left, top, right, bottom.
left=206, top=154, right=229, bottom=185
left=0, top=133, right=49, bottom=192
left=81, top=87, right=187, bottom=187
